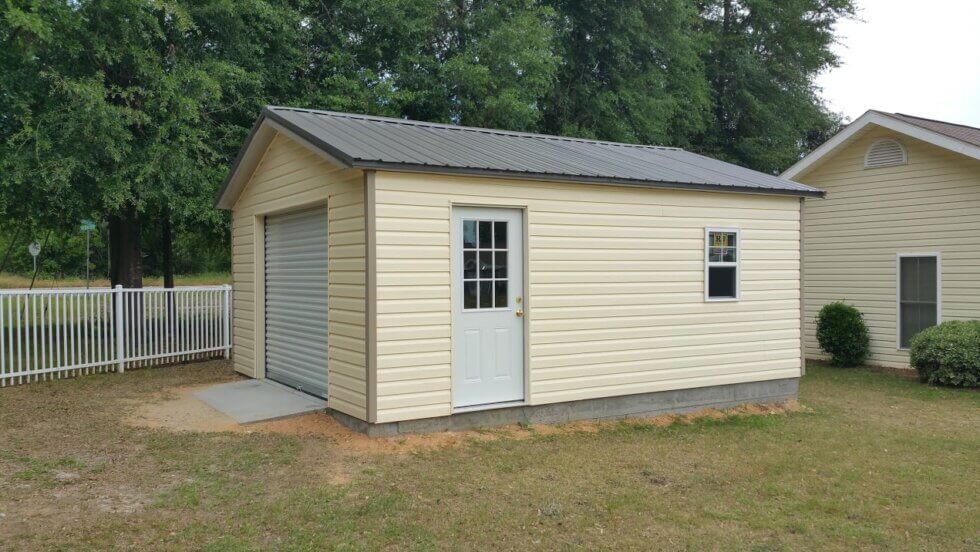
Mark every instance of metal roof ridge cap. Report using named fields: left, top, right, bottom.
left=264, top=105, right=683, bottom=152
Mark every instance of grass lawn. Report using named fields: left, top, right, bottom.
left=0, top=361, right=977, bottom=550
left=0, top=272, right=230, bottom=289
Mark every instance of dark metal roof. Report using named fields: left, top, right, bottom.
left=218, top=106, right=824, bottom=205
left=886, top=112, right=980, bottom=148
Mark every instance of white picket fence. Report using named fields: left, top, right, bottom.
left=0, top=285, right=231, bottom=386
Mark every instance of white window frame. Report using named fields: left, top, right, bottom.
left=704, top=227, right=740, bottom=302
left=461, top=218, right=511, bottom=312
left=896, top=252, right=941, bottom=350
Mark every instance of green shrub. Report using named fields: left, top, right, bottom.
left=816, top=301, right=870, bottom=367
left=909, top=321, right=980, bottom=388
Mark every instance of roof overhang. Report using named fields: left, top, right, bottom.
left=782, top=110, right=980, bottom=181
left=215, top=109, right=357, bottom=210
left=217, top=107, right=824, bottom=209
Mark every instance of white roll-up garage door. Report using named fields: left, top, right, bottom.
left=264, top=206, right=329, bottom=398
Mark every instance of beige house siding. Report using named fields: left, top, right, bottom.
left=799, top=126, right=980, bottom=368
left=372, top=171, right=803, bottom=423
left=230, top=133, right=367, bottom=419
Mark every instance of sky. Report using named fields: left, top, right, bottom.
left=816, top=0, right=980, bottom=127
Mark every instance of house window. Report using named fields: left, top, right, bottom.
left=898, top=254, right=940, bottom=349
left=705, top=229, right=739, bottom=301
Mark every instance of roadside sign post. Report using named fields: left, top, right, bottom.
left=28, top=241, right=40, bottom=276
left=80, top=219, right=96, bottom=288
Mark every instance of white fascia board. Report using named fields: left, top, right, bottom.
left=781, top=110, right=980, bottom=180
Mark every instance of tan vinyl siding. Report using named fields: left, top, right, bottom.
left=231, top=133, right=367, bottom=419
left=372, top=171, right=802, bottom=423
left=800, top=126, right=980, bottom=368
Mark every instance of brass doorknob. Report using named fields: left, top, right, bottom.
left=515, top=309, right=524, bottom=318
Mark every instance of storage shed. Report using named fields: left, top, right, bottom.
left=216, top=107, right=823, bottom=435
left=783, top=110, right=980, bottom=368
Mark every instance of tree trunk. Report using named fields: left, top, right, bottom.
left=108, top=203, right=143, bottom=289
left=161, top=209, right=175, bottom=289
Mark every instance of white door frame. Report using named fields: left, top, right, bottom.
left=450, top=204, right=528, bottom=411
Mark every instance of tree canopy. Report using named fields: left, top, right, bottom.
left=0, top=0, right=854, bottom=282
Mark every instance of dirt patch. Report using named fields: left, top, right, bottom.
left=125, top=386, right=805, bottom=455
left=123, top=386, right=241, bottom=433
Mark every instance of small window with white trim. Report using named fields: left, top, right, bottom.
left=898, top=254, right=940, bottom=349
left=705, top=228, right=739, bottom=301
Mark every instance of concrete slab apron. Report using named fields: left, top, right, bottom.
left=193, top=380, right=326, bottom=424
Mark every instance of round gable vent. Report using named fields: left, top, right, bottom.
left=864, top=138, right=907, bottom=169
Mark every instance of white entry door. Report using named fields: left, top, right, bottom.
left=452, top=207, right=525, bottom=408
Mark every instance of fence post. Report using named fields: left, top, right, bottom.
left=222, top=284, right=231, bottom=359
left=114, top=285, right=125, bottom=373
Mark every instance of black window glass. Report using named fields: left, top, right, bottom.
left=494, top=221, right=507, bottom=249
left=463, top=220, right=477, bottom=249
left=463, top=281, right=477, bottom=309
left=708, top=266, right=737, bottom=298
left=479, top=281, right=493, bottom=308
left=494, top=251, right=507, bottom=278
left=478, top=221, right=492, bottom=248
left=494, top=280, right=507, bottom=308
left=899, top=257, right=938, bottom=347
left=479, top=251, right=493, bottom=278
left=463, top=251, right=477, bottom=279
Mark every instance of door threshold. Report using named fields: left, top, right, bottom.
left=453, top=400, right=526, bottom=414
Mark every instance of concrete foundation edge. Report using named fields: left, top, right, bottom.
left=329, top=377, right=800, bottom=437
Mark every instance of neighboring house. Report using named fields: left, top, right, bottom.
left=216, top=106, right=822, bottom=435
left=783, top=111, right=980, bottom=369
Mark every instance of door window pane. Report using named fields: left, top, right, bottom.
left=478, top=221, right=492, bottom=248
left=479, top=281, right=493, bottom=308
left=899, top=256, right=939, bottom=347
left=494, top=221, right=507, bottom=249
left=463, top=281, right=478, bottom=309
left=463, top=251, right=477, bottom=279
left=479, top=251, right=493, bottom=278
left=463, top=220, right=477, bottom=248
left=494, top=251, right=507, bottom=278
left=494, top=280, right=508, bottom=308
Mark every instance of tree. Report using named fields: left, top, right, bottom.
left=0, top=0, right=306, bottom=287
left=697, top=0, right=855, bottom=174
left=1, top=0, right=858, bottom=285
left=541, top=0, right=710, bottom=147
left=299, top=0, right=558, bottom=130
